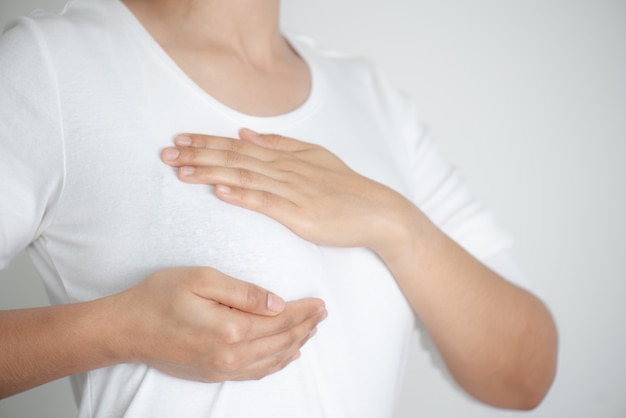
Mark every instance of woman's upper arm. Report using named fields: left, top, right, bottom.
left=0, top=18, right=65, bottom=268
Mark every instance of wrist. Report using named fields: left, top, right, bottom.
left=85, top=291, right=138, bottom=366
left=369, top=198, right=433, bottom=266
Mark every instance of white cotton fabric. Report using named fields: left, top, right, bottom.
left=0, top=1, right=529, bottom=417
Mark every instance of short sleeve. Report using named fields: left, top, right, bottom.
left=0, top=18, right=65, bottom=269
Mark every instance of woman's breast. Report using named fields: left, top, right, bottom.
left=47, top=162, right=328, bottom=301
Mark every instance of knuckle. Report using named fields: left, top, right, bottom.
left=295, top=215, right=318, bottom=237
left=273, top=156, right=299, bottom=175
left=223, top=150, right=240, bottom=167
left=276, top=332, right=297, bottom=352
left=218, top=321, right=243, bottom=345
left=200, top=267, right=218, bottom=284
left=270, top=356, right=292, bottom=375
left=186, top=147, right=202, bottom=162
left=276, top=310, right=298, bottom=330
left=200, top=371, right=225, bottom=383
left=179, top=267, right=206, bottom=288
left=265, top=134, right=282, bottom=143
left=228, top=138, right=245, bottom=152
left=237, top=168, right=255, bottom=187
left=253, top=367, right=276, bottom=380
left=244, top=285, right=264, bottom=310
left=249, top=365, right=277, bottom=381
left=213, top=351, right=240, bottom=372
left=287, top=325, right=306, bottom=346
left=235, top=371, right=265, bottom=381
left=260, top=191, right=277, bottom=210
left=203, top=166, right=220, bottom=178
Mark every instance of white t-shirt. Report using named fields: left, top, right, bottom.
left=0, top=0, right=528, bottom=416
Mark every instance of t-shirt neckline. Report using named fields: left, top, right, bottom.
left=112, top=0, right=323, bottom=128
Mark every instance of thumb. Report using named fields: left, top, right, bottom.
left=194, top=268, right=285, bottom=316
left=239, top=128, right=307, bottom=152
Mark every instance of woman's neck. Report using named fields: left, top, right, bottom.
left=121, top=0, right=311, bottom=116
left=122, top=0, right=285, bottom=67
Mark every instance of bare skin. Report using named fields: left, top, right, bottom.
left=160, top=130, right=559, bottom=410
left=0, top=267, right=326, bottom=399
left=121, top=0, right=310, bottom=116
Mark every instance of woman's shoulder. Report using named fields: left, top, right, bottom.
left=2, top=0, right=123, bottom=51
left=288, top=33, right=400, bottom=94
left=289, top=33, right=416, bottom=122
left=287, top=32, right=373, bottom=72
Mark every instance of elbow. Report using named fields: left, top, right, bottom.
left=471, top=307, right=559, bottom=411
left=513, top=373, right=555, bottom=411
left=476, top=346, right=558, bottom=411
left=476, top=360, right=557, bottom=411
left=508, top=377, right=555, bottom=411
left=514, top=344, right=558, bottom=411
left=520, top=311, right=559, bottom=410
left=500, top=313, right=559, bottom=411
left=458, top=342, right=558, bottom=411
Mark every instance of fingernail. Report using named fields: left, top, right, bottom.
left=163, top=148, right=180, bottom=161
left=308, top=328, right=318, bottom=338
left=215, top=184, right=231, bottom=194
left=179, top=166, right=195, bottom=176
left=267, top=293, right=285, bottom=313
left=242, top=128, right=262, bottom=140
left=175, top=135, right=192, bottom=146
left=319, top=310, right=328, bottom=321
left=314, top=303, right=327, bottom=315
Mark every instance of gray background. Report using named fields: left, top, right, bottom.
left=1, top=0, right=625, bottom=417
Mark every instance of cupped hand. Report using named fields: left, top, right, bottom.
left=161, top=129, right=413, bottom=250
left=114, top=267, right=326, bottom=382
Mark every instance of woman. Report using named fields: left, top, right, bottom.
left=0, top=0, right=557, bottom=416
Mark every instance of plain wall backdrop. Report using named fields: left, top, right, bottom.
left=1, top=0, right=625, bottom=417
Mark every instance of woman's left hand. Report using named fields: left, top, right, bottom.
left=161, top=130, right=559, bottom=409
left=161, top=128, right=414, bottom=251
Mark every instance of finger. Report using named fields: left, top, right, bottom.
left=211, top=350, right=301, bottom=383
left=211, top=297, right=326, bottom=343
left=231, top=326, right=320, bottom=381
left=162, top=145, right=266, bottom=173
left=214, top=183, right=312, bottom=242
left=249, top=303, right=326, bottom=344
left=162, top=141, right=292, bottom=190
left=171, top=153, right=282, bottom=189
left=239, top=128, right=313, bottom=152
left=212, top=308, right=325, bottom=378
left=175, top=133, right=277, bottom=161
left=177, top=163, right=294, bottom=205
left=214, top=183, right=300, bottom=224
left=164, top=146, right=285, bottom=185
left=191, top=268, right=286, bottom=315
left=232, top=351, right=303, bottom=381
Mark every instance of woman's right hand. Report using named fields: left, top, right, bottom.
left=113, top=267, right=327, bottom=382
left=0, top=267, right=324, bottom=399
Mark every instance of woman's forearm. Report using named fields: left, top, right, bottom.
left=0, top=267, right=326, bottom=399
left=375, top=204, right=558, bottom=410
left=161, top=131, right=558, bottom=409
left=0, top=297, right=123, bottom=399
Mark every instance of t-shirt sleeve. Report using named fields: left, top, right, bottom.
left=0, top=18, right=65, bottom=269
left=401, top=98, right=531, bottom=290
